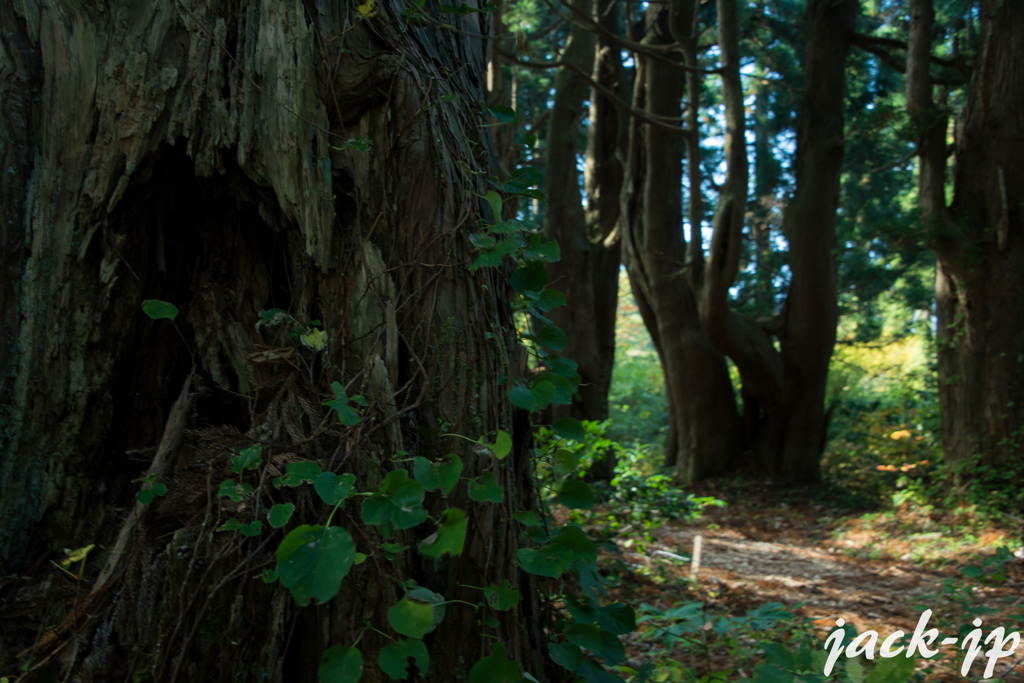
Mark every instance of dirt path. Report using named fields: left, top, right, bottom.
left=605, top=483, right=1024, bottom=680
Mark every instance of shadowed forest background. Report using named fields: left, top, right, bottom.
left=1, top=0, right=1022, bottom=681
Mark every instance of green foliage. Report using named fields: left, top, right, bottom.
left=418, top=507, right=467, bottom=558
left=275, top=524, right=356, bottom=606
left=135, top=478, right=167, bottom=505
left=361, top=470, right=429, bottom=537
left=323, top=381, right=363, bottom=426
left=141, top=299, right=179, bottom=321
left=319, top=645, right=363, bottom=683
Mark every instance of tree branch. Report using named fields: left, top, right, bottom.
left=498, top=49, right=690, bottom=134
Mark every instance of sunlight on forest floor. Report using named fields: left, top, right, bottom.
left=580, top=477, right=1024, bottom=681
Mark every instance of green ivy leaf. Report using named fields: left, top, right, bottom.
left=557, top=479, right=595, bottom=510
left=412, top=454, right=462, bottom=495
left=470, top=238, right=516, bottom=269
left=536, top=288, right=567, bottom=311
left=597, top=603, right=637, bottom=636
left=268, top=503, right=296, bottom=528
left=548, top=641, right=584, bottom=674
left=517, top=543, right=573, bottom=577
left=550, top=524, right=597, bottom=564
left=378, top=638, right=429, bottom=681
left=218, top=479, right=244, bottom=502
left=468, top=641, right=521, bottom=683
left=483, top=579, right=520, bottom=611
left=553, top=448, right=580, bottom=476
left=388, top=597, right=435, bottom=639
left=512, top=510, right=542, bottom=527
left=419, top=508, right=467, bottom=558
left=220, top=518, right=263, bottom=537
left=487, top=105, right=519, bottom=124
left=484, top=190, right=503, bottom=221
left=314, top=471, right=356, bottom=505
left=361, top=471, right=428, bottom=537
left=275, top=525, right=356, bottom=606
left=319, top=645, right=363, bottom=683
left=530, top=379, right=555, bottom=409
left=508, top=383, right=536, bottom=411
left=577, top=659, right=627, bottom=683
left=136, top=482, right=167, bottom=504
left=865, top=651, right=916, bottom=683
left=533, top=371, right=575, bottom=405
left=469, top=472, right=504, bottom=503
left=523, top=232, right=561, bottom=262
left=509, top=262, right=548, bottom=293
left=231, top=444, right=262, bottom=475
left=534, top=324, right=568, bottom=351
left=141, top=299, right=179, bottom=321
left=566, top=623, right=626, bottom=666
left=323, top=381, right=361, bottom=426
left=548, top=356, right=579, bottom=378
left=277, top=461, right=322, bottom=487
left=481, top=430, right=512, bottom=459
left=552, top=416, right=585, bottom=441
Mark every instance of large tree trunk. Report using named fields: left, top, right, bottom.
left=914, top=0, right=1024, bottom=474
left=621, top=0, right=743, bottom=482
left=0, top=2, right=549, bottom=681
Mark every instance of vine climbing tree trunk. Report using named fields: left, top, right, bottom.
left=0, top=1, right=550, bottom=681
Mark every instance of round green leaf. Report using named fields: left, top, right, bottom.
left=557, top=479, right=595, bottom=510
left=507, top=383, right=536, bottom=411
left=551, top=416, right=585, bottom=441
left=378, top=638, right=429, bottom=681
left=469, top=472, right=504, bottom=503
left=279, top=461, right=322, bottom=487
left=509, top=262, right=548, bottom=293
left=388, top=598, right=435, bottom=639
left=485, top=430, right=513, bottom=459
left=469, top=641, right=521, bottom=683
left=517, top=544, right=572, bottom=578
left=319, top=645, right=363, bottom=683
left=419, top=507, right=467, bottom=558
left=268, top=503, right=295, bottom=528
left=530, top=380, right=555, bottom=409
left=314, top=471, right=356, bottom=505
left=513, top=510, right=543, bottom=527
left=275, top=525, right=356, bottom=606
left=551, top=524, right=597, bottom=563
left=534, top=324, right=568, bottom=351
left=141, top=299, right=179, bottom=321
left=537, top=288, right=567, bottom=311
left=566, top=623, right=625, bottom=666
left=483, top=579, right=520, bottom=611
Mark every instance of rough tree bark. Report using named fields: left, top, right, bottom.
left=0, top=1, right=549, bottom=681
left=909, top=0, right=1024, bottom=474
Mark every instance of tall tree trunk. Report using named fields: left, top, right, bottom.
left=621, top=0, right=742, bottom=482
left=698, top=0, right=854, bottom=482
left=913, top=0, right=1024, bottom=474
left=543, top=0, right=625, bottom=480
left=0, top=2, right=549, bottom=681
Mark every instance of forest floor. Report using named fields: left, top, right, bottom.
left=597, top=478, right=1024, bottom=681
